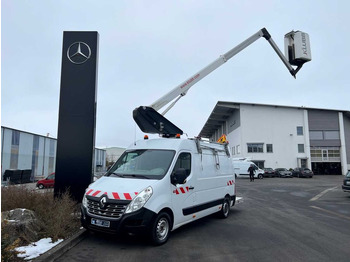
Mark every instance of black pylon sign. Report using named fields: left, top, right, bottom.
left=54, top=32, right=99, bottom=202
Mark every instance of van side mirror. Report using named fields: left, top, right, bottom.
left=171, top=168, right=187, bottom=185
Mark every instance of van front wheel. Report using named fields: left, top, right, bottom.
left=258, top=174, right=263, bottom=179
left=150, top=212, right=171, bottom=245
left=218, top=197, right=230, bottom=219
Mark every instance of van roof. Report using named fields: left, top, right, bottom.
left=128, top=138, right=229, bottom=154
left=129, top=138, right=196, bottom=151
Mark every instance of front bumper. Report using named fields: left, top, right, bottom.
left=81, top=205, right=157, bottom=235
left=342, top=184, right=350, bottom=192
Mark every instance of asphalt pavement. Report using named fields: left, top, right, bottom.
left=55, top=175, right=350, bottom=262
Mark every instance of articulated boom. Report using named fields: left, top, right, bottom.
left=133, top=28, right=311, bottom=137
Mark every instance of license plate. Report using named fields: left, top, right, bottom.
left=91, top=218, right=110, bottom=228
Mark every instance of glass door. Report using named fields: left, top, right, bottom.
left=322, top=149, right=328, bottom=161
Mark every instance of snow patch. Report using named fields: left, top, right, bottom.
left=15, top=238, right=63, bottom=260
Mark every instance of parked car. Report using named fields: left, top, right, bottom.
left=263, top=168, right=275, bottom=177
left=274, top=168, right=293, bottom=178
left=342, top=170, right=350, bottom=193
left=36, top=173, right=55, bottom=189
left=292, top=167, right=314, bottom=178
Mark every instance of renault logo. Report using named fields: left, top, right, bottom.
left=99, top=196, right=107, bottom=209
left=67, top=42, right=91, bottom=64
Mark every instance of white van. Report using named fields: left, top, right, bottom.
left=81, top=137, right=236, bottom=245
left=232, top=159, right=264, bottom=179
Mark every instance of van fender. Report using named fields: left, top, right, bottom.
left=145, top=190, right=173, bottom=216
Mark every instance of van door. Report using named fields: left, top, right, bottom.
left=170, top=152, right=196, bottom=227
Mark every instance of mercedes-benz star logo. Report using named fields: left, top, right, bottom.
left=99, top=196, right=107, bottom=209
left=67, top=42, right=91, bottom=64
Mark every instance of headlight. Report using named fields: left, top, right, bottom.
left=82, top=195, right=88, bottom=208
left=125, top=186, right=153, bottom=214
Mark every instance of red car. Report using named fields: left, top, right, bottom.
left=36, top=173, right=55, bottom=189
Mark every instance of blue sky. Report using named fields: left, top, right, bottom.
left=2, top=0, right=349, bottom=147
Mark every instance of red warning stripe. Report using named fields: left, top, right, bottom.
left=92, top=190, right=101, bottom=196
left=124, top=193, right=132, bottom=200
left=173, top=187, right=189, bottom=195
left=227, top=180, right=235, bottom=186
left=86, top=189, right=138, bottom=200
left=112, top=192, right=120, bottom=199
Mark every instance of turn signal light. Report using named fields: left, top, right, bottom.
left=144, top=135, right=149, bottom=140
left=175, top=134, right=181, bottom=138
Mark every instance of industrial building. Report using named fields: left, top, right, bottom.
left=1, top=126, right=106, bottom=182
left=199, top=102, right=350, bottom=175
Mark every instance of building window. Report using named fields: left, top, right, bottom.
left=328, top=149, right=340, bottom=158
left=236, top=145, right=240, bottom=154
left=247, top=143, right=263, bottom=153
left=297, top=126, right=303, bottom=136
left=232, top=147, right=235, bottom=155
left=11, top=130, right=20, bottom=146
left=10, top=131, right=20, bottom=169
left=298, top=144, right=305, bottom=153
left=310, top=131, right=323, bottom=140
left=31, top=136, right=40, bottom=178
left=324, top=131, right=340, bottom=140
left=266, top=144, right=273, bottom=153
left=310, top=130, right=340, bottom=140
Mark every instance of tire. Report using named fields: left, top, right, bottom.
left=150, top=212, right=171, bottom=245
left=38, top=184, right=44, bottom=189
left=258, top=174, right=263, bottom=179
left=218, top=197, right=230, bottom=219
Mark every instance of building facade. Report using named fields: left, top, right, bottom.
left=105, top=147, right=125, bottom=164
left=1, top=126, right=106, bottom=181
left=199, top=102, right=350, bottom=175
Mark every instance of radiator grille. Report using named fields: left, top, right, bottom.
left=87, top=199, right=129, bottom=219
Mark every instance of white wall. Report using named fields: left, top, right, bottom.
left=227, top=127, right=242, bottom=157
left=233, top=104, right=308, bottom=169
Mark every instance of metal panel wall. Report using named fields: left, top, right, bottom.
left=308, top=110, right=339, bottom=130
left=308, top=110, right=341, bottom=147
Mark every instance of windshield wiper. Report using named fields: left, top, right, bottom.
left=122, top=174, right=150, bottom=179
left=109, top=172, right=125, bottom=178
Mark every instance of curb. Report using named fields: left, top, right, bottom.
left=34, top=228, right=88, bottom=262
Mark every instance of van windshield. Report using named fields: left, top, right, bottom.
left=106, top=149, right=175, bottom=180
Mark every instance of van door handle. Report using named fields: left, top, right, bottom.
left=188, top=186, right=194, bottom=190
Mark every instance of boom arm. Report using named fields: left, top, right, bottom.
left=133, top=27, right=311, bottom=137
left=151, top=28, right=298, bottom=115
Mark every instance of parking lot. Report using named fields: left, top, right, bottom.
left=57, top=175, right=350, bottom=262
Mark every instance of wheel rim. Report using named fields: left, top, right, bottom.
left=223, top=200, right=229, bottom=216
left=156, top=217, right=169, bottom=241
left=38, top=184, right=44, bottom=189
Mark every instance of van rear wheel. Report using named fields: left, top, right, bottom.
left=150, top=212, right=171, bottom=245
left=218, top=197, right=230, bottom=219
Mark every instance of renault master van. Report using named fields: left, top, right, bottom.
left=232, top=159, right=264, bottom=179
left=81, top=137, right=236, bottom=245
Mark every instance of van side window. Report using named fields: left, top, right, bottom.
left=172, top=153, right=191, bottom=177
